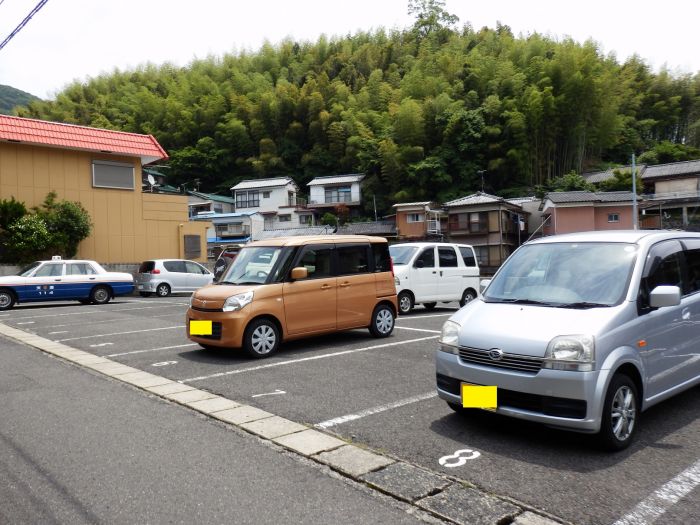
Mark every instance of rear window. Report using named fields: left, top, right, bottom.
left=372, top=243, right=392, bottom=272
left=337, top=245, right=370, bottom=275
left=163, top=261, right=187, bottom=273
left=139, top=261, right=155, bottom=273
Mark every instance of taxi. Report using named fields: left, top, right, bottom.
left=0, top=256, right=134, bottom=310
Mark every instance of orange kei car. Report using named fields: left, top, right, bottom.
left=186, top=235, right=398, bottom=358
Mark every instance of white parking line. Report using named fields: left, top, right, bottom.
left=6, top=304, right=187, bottom=321
left=56, top=325, right=182, bottom=342
left=106, top=343, right=198, bottom=357
left=180, top=335, right=440, bottom=383
left=42, top=311, right=184, bottom=329
left=394, top=326, right=441, bottom=334
left=48, top=331, right=69, bottom=335
left=315, top=391, right=438, bottom=429
left=612, top=458, right=700, bottom=525
left=396, top=313, right=453, bottom=320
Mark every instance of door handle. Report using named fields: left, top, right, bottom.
left=54, top=279, right=62, bottom=282
left=339, top=282, right=350, bottom=288
left=440, top=271, right=443, bottom=277
left=320, top=284, right=331, bottom=290
left=432, top=271, right=437, bottom=274
left=89, top=277, right=96, bottom=280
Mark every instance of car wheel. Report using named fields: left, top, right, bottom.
left=243, top=318, right=280, bottom=358
left=597, top=374, right=639, bottom=451
left=0, top=290, right=15, bottom=311
left=156, top=283, right=171, bottom=297
left=139, top=292, right=153, bottom=297
left=423, top=302, right=437, bottom=310
left=90, top=286, right=111, bottom=305
left=369, top=304, right=395, bottom=338
left=397, top=291, right=414, bottom=315
left=459, top=289, right=476, bottom=307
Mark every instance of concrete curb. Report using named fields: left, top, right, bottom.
left=0, top=322, right=567, bottom=525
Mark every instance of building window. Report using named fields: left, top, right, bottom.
left=299, top=214, right=312, bottom=225
left=184, top=235, right=201, bottom=259
left=448, top=213, right=469, bottom=231
left=407, top=213, right=424, bottom=223
left=469, top=212, right=488, bottom=233
left=213, top=204, right=223, bottom=213
left=236, top=190, right=259, bottom=208
left=325, top=186, right=352, bottom=204
left=263, top=191, right=271, bottom=198
left=608, top=213, right=620, bottom=223
left=278, top=214, right=291, bottom=222
left=92, top=160, right=134, bottom=190
left=474, top=246, right=489, bottom=266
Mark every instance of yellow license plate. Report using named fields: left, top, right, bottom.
left=189, top=320, right=212, bottom=336
left=461, top=383, right=497, bottom=411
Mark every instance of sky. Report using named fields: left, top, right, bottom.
left=0, top=0, right=698, bottom=100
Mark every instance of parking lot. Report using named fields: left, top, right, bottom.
left=2, top=296, right=698, bottom=525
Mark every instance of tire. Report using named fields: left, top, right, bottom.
left=78, top=299, right=90, bottom=305
left=397, top=291, right=414, bottom=315
left=156, top=283, right=171, bottom=297
left=423, top=302, right=437, bottom=310
left=243, top=318, right=280, bottom=358
left=139, top=292, right=153, bottom=297
left=447, top=401, right=466, bottom=414
left=0, top=289, right=15, bottom=311
left=597, top=374, right=639, bottom=451
left=369, top=304, right=395, bottom=338
left=90, top=285, right=111, bottom=305
left=459, top=288, right=477, bottom=307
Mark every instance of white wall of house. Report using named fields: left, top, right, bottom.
left=188, top=195, right=235, bottom=215
left=235, top=182, right=299, bottom=213
left=309, top=182, right=361, bottom=205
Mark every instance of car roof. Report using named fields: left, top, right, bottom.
left=244, top=235, right=388, bottom=247
left=526, top=230, right=700, bottom=245
left=36, top=259, right=98, bottom=264
left=390, top=242, right=473, bottom=248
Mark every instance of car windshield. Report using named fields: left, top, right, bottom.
left=17, top=261, right=41, bottom=277
left=219, top=247, right=282, bottom=285
left=389, top=246, right=419, bottom=265
left=484, top=242, right=639, bottom=307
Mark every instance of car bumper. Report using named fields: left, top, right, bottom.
left=186, top=308, right=250, bottom=348
left=435, top=349, right=610, bottom=432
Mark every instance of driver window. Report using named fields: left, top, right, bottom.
left=35, top=264, right=63, bottom=277
left=415, top=248, right=435, bottom=268
left=639, top=240, right=684, bottom=309
left=298, top=246, right=332, bottom=279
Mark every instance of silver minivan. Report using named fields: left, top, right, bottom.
left=436, top=230, right=700, bottom=450
left=136, top=259, right=213, bottom=297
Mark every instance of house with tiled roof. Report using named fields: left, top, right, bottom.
left=540, top=191, right=638, bottom=235
left=391, top=202, right=443, bottom=240
left=443, top=192, right=529, bottom=273
left=0, top=115, right=209, bottom=263
left=187, top=191, right=236, bottom=217
left=307, top=174, right=365, bottom=218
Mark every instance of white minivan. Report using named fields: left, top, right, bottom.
left=390, top=242, right=480, bottom=314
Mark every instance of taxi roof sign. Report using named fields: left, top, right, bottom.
left=51, top=255, right=62, bottom=260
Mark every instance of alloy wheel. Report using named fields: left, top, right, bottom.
left=611, top=385, right=636, bottom=441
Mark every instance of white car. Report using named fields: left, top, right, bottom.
left=0, top=257, right=134, bottom=310
left=390, top=242, right=480, bottom=314
left=135, top=259, right=213, bottom=297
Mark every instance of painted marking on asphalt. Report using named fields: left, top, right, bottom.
left=394, top=326, right=441, bottom=334
left=316, top=391, right=438, bottom=429
left=56, top=325, right=182, bottom=342
left=252, top=389, right=286, bottom=398
left=43, top=311, right=185, bottom=329
left=180, top=335, right=440, bottom=383
left=396, top=313, right=453, bottom=320
left=89, top=342, right=114, bottom=348
left=6, top=304, right=187, bottom=321
left=16, top=321, right=35, bottom=325
left=439, top=449, right=481, bottom=467
left=612, top=458, right=700, bottom=525
left=48, top=331, right=69, bottom=335
left=152, top=361, right=178, bottom=367
left=106, top=343, right=198, bottom=357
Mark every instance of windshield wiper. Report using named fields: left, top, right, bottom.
left=555, top=301, right=612, bottom=309
left=232, top=281, right=261, bottom=286
left=216, top=281, right=238, bottom=285
left=486, top=298, right=555, bottom=306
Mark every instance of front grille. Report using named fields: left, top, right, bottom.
left=458, top=346, right=543, bottom=374
left=192, top=321, right=222, bottom=340
left=436, top=374, right=587, bottom=419
left=191, top=306, right=223, bottom=312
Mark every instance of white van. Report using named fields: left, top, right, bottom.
left=390, top=242, right=480, bottom=314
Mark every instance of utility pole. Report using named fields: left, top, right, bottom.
left=477, top=170, right=486, bottom=193
left=632, top=154, right=638, bottom=230
left=373, top=195, right=378, bottom=222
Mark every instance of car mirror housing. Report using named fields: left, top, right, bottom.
left=290, top=267, right=308, bottom=280
left=649, top=285, right=681, bottom=308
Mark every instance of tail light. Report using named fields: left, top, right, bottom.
left=390, top=256, right=394, bottom=276
left=151, top=269, right=161, bottom=274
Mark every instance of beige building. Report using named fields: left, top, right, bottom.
left=0, top=115, right=209, bottom=263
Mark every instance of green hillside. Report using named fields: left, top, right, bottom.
left=16, top=2, right=700, bottom=214
left=0, top=84, right=39, bottom=115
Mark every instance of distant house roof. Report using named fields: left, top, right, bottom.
left=643, top=159, right=700, bottom=180
left=192, top=211, right=259, bottom=223
left=336, top=221, right=397, bottom=236
left=187, top=190, right=236, bottom=205
left=0, top=114, right=168, bottom=164
left=581, top=165, right=645, bottom=184
left=392, top=201, right=432, bottom=208
left=444, top=192, right=515, bottom=207
left=307, top=174, right=365, bottom=186
left=542, top=191, right=638, bottom=209
left=252, top=226, right=335, bottom=241
left=231, top=177, right=297, bottom=191
left=506, top=196, right=538, bottom=205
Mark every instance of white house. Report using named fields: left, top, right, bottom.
left=231, top=177, right=315, bottom=229
left=307, top=174, right=365, bottom=215
left=187, top=191, right=236, bottom=218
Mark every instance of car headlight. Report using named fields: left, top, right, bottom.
left=438, top=320, right=461, bottom=354
left=543, top=335, right=595, bottom=372
left=223, top=291, right=254, bottom=312
left=394, top=275, right=401, bottom=287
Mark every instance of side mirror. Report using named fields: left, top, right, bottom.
left=649, top=285, right=681, bottom=308
left=480, top=279, right=491, bottom=293
left=414, top=260, right=425, bottom=269
left=290, top=267, right=308, bottom=280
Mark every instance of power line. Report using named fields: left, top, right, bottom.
left=0, top=0, right=50, bottom=52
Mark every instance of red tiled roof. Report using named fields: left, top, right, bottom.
left=0, top=114, right=168, bottom=164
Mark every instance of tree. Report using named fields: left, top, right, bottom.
left=407, top=0, right=459, bottom=39
left=34, top=192, right=93, bottom=258
left=5, top=214, right=51, bottom=263
left=549, top=171, right=594, bottom=192
left=0, top=196, right=26, bottom=230
left=597, top=169, right=643, bottom=193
